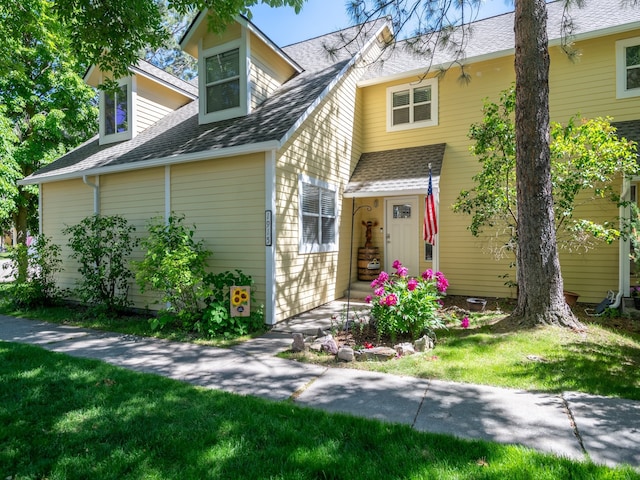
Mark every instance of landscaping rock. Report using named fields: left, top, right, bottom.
left=309, top=343, right=322, bottom=352
left=414, top=335, right=435, bottom=352
left=337, top=346, right=354, bottom=362
left=291, top=332, right=306, bottom=352
left=321, top=335, right=339, bottom=355
left=395, top=342, right=415, bottom=357
left=355, top=346, right=397, bottom=362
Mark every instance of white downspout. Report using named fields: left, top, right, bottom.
left=613, top=177, right=632, bottom=309
left=83, top=175, right=100, bottom=214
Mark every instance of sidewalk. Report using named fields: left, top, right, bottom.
left=0, top=305, right=638, bottom=470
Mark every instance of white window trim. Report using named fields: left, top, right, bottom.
left=298, top=175, right=338, bottom=254
left=99, top=76, right=135, bottom=145
left=386, top=78, right=438, bottom=132
left=198, top=37, right=248, bottom=124
left=616, top=36, right=640, bottom=99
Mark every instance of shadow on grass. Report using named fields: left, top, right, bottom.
left=0, top=342, right=632, bottom=479
left=440, top=324, right=640, bottom=399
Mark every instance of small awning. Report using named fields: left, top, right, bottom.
left=344, top=143, right=445, bottom=198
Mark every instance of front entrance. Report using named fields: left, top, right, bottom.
left=385, top=197, right=419, bottom=275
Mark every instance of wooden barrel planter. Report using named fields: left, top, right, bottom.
left=358, top=247, right=380, bottom=281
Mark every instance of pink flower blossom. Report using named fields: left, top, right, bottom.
left=397, top=266, right=408, bottom=277
left=422, top=269, right=434, bottom=280
left=374, top=287, right=385, bottom=297
left=378, top=271, right=389, bottom=283
left=461, top=317, right=470, bottom=329
left=407, top=278, right=418, bottom=291
left=365, top=295, right=372, bottom=303
left=385, top=294, right=398, bottom=306
left=364, top=342, right=374, bottom=349
left=392, top=260, right=402, bottom=269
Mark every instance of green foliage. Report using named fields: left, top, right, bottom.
left=63, top=215, right=138, bottom=312
left=368, top=261, right=447, bottom=341
left=5, top=235, right=64, bottom=308
left=199, top=270, right=265, bottom=338
left=135, top=215, right=212, bottom=330
left=454, top=85, right=639, bottom=260
left=0, top=0, right=98, bottom=252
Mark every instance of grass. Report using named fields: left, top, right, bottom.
left=283, top=305, right=640, bottom=401
left=0, top=283, right=264, bottom=348
left=1, top=341, right=638, bottom=480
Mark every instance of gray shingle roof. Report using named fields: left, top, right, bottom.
left=24, top=20, right=389, bottom=183
left=29, top=60, right=349, bottom=179
left=132, top=60, right=198, bottom=98
left=345, top=144, right=445, bottom=197
left=614, top=120, right=640, bottom=148
left=360, top=0, right=640, bottom=83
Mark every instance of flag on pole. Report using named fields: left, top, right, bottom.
left=423, top=168, right=438, bottom=245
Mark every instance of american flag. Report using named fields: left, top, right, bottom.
left=423, top=168, right=438, bottom=245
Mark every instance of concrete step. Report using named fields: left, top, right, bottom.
left=344, top=281, right=374, bottom=300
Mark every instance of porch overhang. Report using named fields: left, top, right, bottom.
left=344, top=143, right=445, bottom=198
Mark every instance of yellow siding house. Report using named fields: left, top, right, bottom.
left=20, top=0, right=640, bottom=323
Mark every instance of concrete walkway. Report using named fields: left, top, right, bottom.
left=1, top=304, right=639, bottom=470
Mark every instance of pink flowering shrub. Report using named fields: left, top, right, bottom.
left=366, top=260, right=448, bottom=340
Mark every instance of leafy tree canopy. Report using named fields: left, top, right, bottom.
left=454, top=86, right=639, bottom=259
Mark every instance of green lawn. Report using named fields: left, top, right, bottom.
left=285, top=308, right=640, bottom=401
left=1, top=341, right=638, bottom=479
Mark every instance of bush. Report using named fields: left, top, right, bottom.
left=134, top=215, right=212, bottom=330
left=63, top=215, right=137, bottom=312
left=366, top=260, right=447, bottom=341
left=5, top=235, right=64, bottom=308
left=198, top=270, right=265, bottom=338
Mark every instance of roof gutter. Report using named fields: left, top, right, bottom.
left=83, top=175, right=100, bottom=214
left=20, top=140, right=281, bottom=186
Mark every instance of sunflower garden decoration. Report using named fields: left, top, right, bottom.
left=230, top=286, right=250, bottom=317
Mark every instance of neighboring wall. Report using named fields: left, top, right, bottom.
left=171, top=154, right=267, bottom=308
left=274, top=63, right=368, bottom=322
left=359, top=31, right=640, bottom=302
left=41, top=180, right=94, bottom=293
left=40, top=154, right=267, bottom=311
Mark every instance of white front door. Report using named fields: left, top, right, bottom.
left=385, top=197, right=419, bottom=275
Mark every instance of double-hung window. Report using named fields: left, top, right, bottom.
left=299, top=176, right=337, bottom=253
left=99, top=77, right=133, bottom=145
left=616, top=37, right=640, bottom=98
left=205, top=48, right=241, bottom=113
left=387, top=78, right=438, bottom=131
left=199, top=40, right=247, bottom=123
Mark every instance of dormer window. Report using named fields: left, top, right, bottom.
left=99, top=77, right=135, bottom=145
left=206, top=48, right=240, bottom=113
left=199, top=40, right=248, bottom=124
left=105, top=84, right=129, bottom=134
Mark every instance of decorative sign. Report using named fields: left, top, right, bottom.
left=265, top=210, right=272, bottom=246
left=230, top=286, right=250, bottom=317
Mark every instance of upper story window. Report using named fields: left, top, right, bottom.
left=299, top=175, right=337, bottom=254
left=616, top=37, right=640, bottom=99
left=387, top=78, right=438, bottom=132
left=105, top=84, right=129, bottom=134
left=205, top=48, right=240, bottom=113
left=199, top=40, right=248, bottom=124
left=99, top=77, right=134, bottom=145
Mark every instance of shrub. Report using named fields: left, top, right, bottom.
left=63, top=215, right=137, bottom=312
left=134, top=215, right=212, bottom=330
left=5, top=235, right=64, bottom=308
left=366, top=260, right=447, bottom=341
left=198, top=270, right=265, bottom=338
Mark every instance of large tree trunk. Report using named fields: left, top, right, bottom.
left=510, top=0, right=583, bottom=329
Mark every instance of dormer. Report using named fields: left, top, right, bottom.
left=180, top=12, right=303, bottom=125
left=84, top=61, right=198, bottom=145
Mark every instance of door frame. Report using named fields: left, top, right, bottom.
left=384, top=196, right=419, bottom=274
